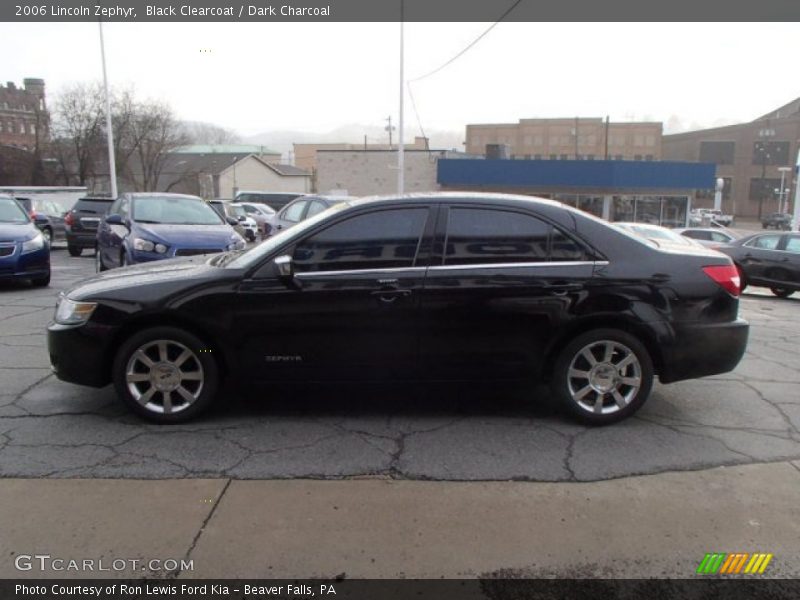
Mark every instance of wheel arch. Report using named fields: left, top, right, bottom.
left=108, top=314, right=231, bottom=380
left=541, top=316, right=665, bottom=382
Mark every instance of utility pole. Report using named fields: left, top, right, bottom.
left=397, top=0, right=405, bottom=195
left=574, top=116, right=579, bottom=159
left=793, top=149, right=800, bottom=231
left=385, top=115, right=394, bottom=149
left=604, top=116, right=610, bottom=160
left=98, top=20, right=117, bottom=198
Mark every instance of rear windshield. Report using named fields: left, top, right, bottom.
left=74, top=199, right=113, bottom=214
left=236, top=193, right=302, bottom=209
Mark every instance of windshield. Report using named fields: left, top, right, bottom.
left=227, top=201, right=350, bottom=269
left=0, top=197, right=30, bottom=223
left=132, top=196, right=224, bottom=225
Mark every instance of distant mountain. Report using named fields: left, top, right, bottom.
left=243, top=124, right=465, bottom=161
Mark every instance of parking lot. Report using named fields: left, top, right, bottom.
left=0, top=245, right=799, bottom=482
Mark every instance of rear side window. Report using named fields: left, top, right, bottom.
left=293, top=208, right=429, bottom=273
left=443, top=207, right=589, bottom=265
left=282, top=201, right=307, bottom=223
left=785, top=236, right=800, bottom=253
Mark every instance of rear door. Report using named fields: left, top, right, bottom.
left=419, top=204, right=596, bottom=380
left=740, top=234, right=784, bottom=282
left=773, top=234, right=800, bottom=288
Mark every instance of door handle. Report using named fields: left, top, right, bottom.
left=370, top=289, right=412, bottom=303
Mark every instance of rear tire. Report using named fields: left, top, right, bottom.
left=67, top=245, right=82, bottom=257
left=770, top=288, right=794, bottom=298
left=552, top=329, right=654, bottom=426
left=112, top=326, right=219, bottom=424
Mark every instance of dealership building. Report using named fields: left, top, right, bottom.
left=317, top=150, right=716, bottom=227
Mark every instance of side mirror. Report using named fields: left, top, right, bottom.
left=273, top=254, right=303, bottom=289
left=238, top=215, right=246, bottom=222
left=33, top=214, right=49, bottom=226
left=226, top=216, right=239, bottom=226
left=105, top=214, right=125, bottom=226
left=274, top=254, right=294, bottom=279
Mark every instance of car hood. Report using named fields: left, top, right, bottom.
left=134, top=223, right=235, bottom=246
left=0, top=222, right=37, bottom=242
left=65, top=256, right=222, bottom=300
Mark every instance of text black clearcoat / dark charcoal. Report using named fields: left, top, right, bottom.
left=47, top=193, right=750, bottom=425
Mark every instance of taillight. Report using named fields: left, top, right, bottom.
left=703, top=265, right=741, bottom=297
left=64, top=212, right=74, bottom=226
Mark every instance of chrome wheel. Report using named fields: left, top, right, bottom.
left=95, top=248, right=103, bottom=272
left=42, top=228, right=52, bottom=245
left=566, top=340, right=642, bottom=416
left=125, top=340, right=204, bottom=415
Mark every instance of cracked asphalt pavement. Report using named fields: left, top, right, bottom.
left=1, top=247, right=799, bottom=481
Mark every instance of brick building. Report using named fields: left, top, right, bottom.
left=466, top=118, right=662, bottom=161
left=0, top=78, right=49, bottom=152
left=663, top=97, right=800, bottom=219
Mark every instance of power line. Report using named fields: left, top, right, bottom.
left=408, top=0, right=524, bottom=83
left=405, top=0, right=524, bottom=154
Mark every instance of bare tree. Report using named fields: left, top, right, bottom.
left=125, top=101, right=191, bottom=192
left=182, top=121, right=241, bottom=145
left=50, top=82, right=105, bottom=186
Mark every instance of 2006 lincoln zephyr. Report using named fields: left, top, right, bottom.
left=47, top=193, right=749, bottom=425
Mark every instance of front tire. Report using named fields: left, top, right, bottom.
left=68, top=244, right=82, bottom=257
left=31, top=272, right=50, bottom=287
left=95, top=247, right=107, bottom=272
left=552, top=329, right=654, bottom=425
left=112, top=326, right=219, bottom=423
left=771, top=288, right=794, bottom=298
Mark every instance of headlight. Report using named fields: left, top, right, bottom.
left=21, top=233, right=45, bottom=254
left=154, top=243, right=168, bottom=254
left=54, top=297, right=97, bottom=326
left=133, top=238, right=169, bottom=253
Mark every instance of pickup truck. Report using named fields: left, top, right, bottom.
left=690, top=208, right=734, bottom=227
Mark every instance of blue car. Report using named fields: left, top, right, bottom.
left=0, top=195, right=50, bottom=287
left=96, top=193, right=246, bottom=271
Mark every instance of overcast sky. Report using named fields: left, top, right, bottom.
left=1, top=22, right=798, bottom=139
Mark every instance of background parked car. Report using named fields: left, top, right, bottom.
left=13, top=197, right=58, bottom=245
left=234, top=190, right=307, bottom=212
left=64, top=196, right=115, bottom=256
left=690, top=208, right=734, bottom=227
left=614, top=222, right=704, bottom=249
left=267, top=194, right=349, bottom=236
left=717, top=232, right=800, bottom=298
left=236, top=201, right=275, bottom=237
left=0, top=194, right=50, bottom=286
left=761, top=212, right=793, bottom=230
left=96, top=193, right=245, bottom=271
left=208, top=199, right=258, bottom=242
left=677, top=227, right=738, bottom=249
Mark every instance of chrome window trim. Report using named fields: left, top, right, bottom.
left=296, top=266, right=429, bottom=278
left=295, top=261, right=607, bottom=278
left=430, top=260, right=605, bottom=271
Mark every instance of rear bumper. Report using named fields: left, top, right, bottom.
left=66, top=231, right=98, bottom=248
left=659, top=318, right=749, bottom=383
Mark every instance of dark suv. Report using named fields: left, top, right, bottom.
left=48, top=193, right=749, bottom=425
left=64, top=196, right=115, bottom=256
left=761, top=213, right=793, bottom=230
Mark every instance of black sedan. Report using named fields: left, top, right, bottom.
left=48, top=193, right=749, bottom=425
left=717, top=232, right=800, bottom=298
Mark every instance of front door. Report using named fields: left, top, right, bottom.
left=233, top=205, right=434, bottom=381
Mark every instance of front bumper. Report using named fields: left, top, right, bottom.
left=0, top=245, right=50, bottom=280
left=659, top=318, right=749, bottom=383
left=48, top=321, right=114, bottom=387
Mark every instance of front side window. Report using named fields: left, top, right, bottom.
left=293, top=208, right=429, bottom=273
left=443, top=208, right=589, bottom=265
left=747, top=235, right=781, bottom=250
